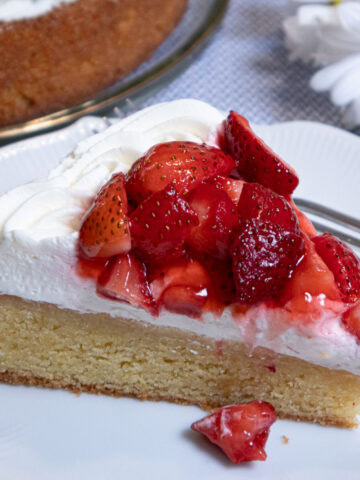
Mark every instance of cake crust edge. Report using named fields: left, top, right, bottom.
left=0, top=369, right=357, bottom=428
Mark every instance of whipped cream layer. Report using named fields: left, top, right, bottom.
left=0, top=0, right=75, bottom=22
left=0, top=99, right=359, bottom=375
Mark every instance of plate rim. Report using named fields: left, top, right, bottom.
left=2, top=117, right=360, bottom=159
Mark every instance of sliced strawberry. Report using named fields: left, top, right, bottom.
left=224, top=111, right=299, bottom=196
left=343, top=303, right=360, bottom=340
left=76, top=256, right=108, bottom=281
left=289, top=200, right=317, bottom=237
left=130, top=186, right=198, bottom=264
left=125, top=141, right=235, bottom=204
left=150, top=259, right=209, bottom=299
left=191, top=402, right=276, bottom=463
left=282, top=235, right=342, bottom=317
left=79, top=173, right=131, bottom=258
left=97, top=253, right=157, bottom=314
left=199, top=254, right=237, bottom=310
left=238, top=182, right=300, bottom=233
left=230, top=219, right=305, bottom=304
left=162, top=286, right=207, bottom=318
left=187, top=183, right=239, bottom=260
left=207, top=175, right=245, bottom=205
left=150, top=259, right=209, bottom=317
left=312, top=233, right=360, bottom=304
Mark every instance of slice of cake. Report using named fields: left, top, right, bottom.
left=0, top=0, right=187, bottom=126
left=1, top=99, right=360, bottom=428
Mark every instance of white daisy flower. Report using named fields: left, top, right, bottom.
left=283, top=1, right=360, bottom=128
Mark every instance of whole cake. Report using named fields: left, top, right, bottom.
left=1, top=100, right=360, bottom=428
left=0, top=0, right=187, bottom=127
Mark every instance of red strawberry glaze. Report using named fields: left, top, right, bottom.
left=343, top=303, right=360, bottom=340
left=76, top=256, right=108, bottom=281
left=289, top=200, right=317, bottom=238
left=280, top=236, right=345, bottom=324
left=207, top=175, right=245, bottom=206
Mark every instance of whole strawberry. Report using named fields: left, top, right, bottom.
left=230, top=219, right=305, bottom=304
left=79, top=173, right=131, bottom=258
left=125, top=141, right=235, bottom=204
left=191, top=402, right=276, bottom=463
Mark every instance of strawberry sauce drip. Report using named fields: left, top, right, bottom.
left=76, top=256, right=108, bottom=281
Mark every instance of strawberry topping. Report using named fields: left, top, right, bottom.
left=191, top=402, right=276, bottom=463
left=97, top=253, right=157, bottom=314
left=150, top=260, right=210, bottom=318
left=79, top=173, right=131, bottom=258
left=76, top=112, right=352, bottom=327
left=188, top=183, right=239, bottom=259
left=150, top=259, right=209, bottom=299
left=208, top=175, right=245, bottom=205
left=343, top=303, right=360, bottom=340
left=230, top=219, right=305, bottom=304
left=130, top=186, right=198, bottom=264
left=289, top=200, right=317, bottom=237
left=162, top=286, right=207, bottom=318
left=282, top=235, right=342, bottom=318
left=238, top=182, right=300, bottom=233
left=125, top=141, right=235, bottom=204
left=312, top=233, right=360, bottom=304
left=224, top=111, right=299, bottom=196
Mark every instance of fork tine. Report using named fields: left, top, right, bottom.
left=102, top=116, right=112, bottom=127
left=112, top=106, right=125, bottom=119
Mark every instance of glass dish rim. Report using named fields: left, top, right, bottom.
left=0, top=0, right=229, bottom=142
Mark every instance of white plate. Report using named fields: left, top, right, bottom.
left=0, top=118, right=359, bottom=480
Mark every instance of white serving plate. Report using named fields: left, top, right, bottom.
left=0, top=117, right=359, bottom=480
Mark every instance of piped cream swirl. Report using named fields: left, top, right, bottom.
left=0, top=100, right=224, bottom=241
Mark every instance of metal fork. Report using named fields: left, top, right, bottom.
left=294, top=198, right=360, bottom=249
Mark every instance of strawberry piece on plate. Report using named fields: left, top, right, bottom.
left=97, top=253, right=156, bottom=314
left=125, top=141, right=235, bottom=204
left=238, top=182, right=300, bottom=233
left=130, top=186, right=198, bottom=264
left=191, top=402, right=276, bottom=463
left=79, top=173, right=131, bottom=258
left=150, top=259, right=209, bottom=317
left=207, top=175, right=245, bottom=205
left=230, top=219, right=305, bottom=304
left=312, top=233, right=360, bottom=304
left=188, top=183, right=239, bottom=259
left=224, top=111, right=299, bottom=196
